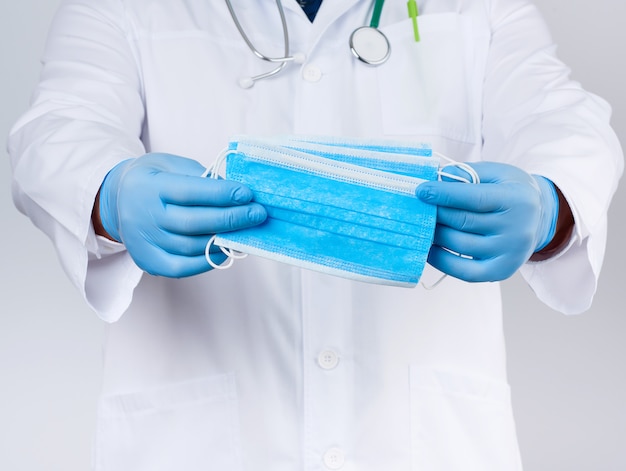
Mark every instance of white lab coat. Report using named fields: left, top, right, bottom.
left=8, top=0, right=622, bottom=469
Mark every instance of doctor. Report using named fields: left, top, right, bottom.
left=8, top=0, right=622, bottom=470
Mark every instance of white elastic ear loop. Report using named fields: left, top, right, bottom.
left=435, top=152, right=480, bottom=184
left=421, top=152, right=480, bottom=290
left=205, top=234, right=248, bottom=270
left=202, top=148, right=248, bottom=269
left=201, top=148, right=235, bottom=179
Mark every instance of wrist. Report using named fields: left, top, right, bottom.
left=96, top=159, right=133, bottom=243
left=92, top=187, right=116, bottom=241
left=530, top=184, right=574, bottom=261
left=532, top=175, right=559, bottom=253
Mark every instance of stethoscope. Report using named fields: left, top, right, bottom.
left=225, top=0, right=391, bottom=88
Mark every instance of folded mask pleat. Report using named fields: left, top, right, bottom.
left=227, top=158, right=434, bottom=234
left=263, top=202, right=434, bottom=250
left=216, top=220, right=428, bottom=285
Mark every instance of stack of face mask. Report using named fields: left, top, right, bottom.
left=208, top=135, right=440, bottom=287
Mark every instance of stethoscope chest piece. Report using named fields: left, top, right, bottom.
left=349, top=26, right=391, bottom=65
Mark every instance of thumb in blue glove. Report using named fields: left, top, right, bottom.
left=415, top=162, right=559, bottom=282
left=95, top=153, right=267, bottom=277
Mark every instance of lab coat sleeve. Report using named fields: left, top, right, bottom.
left=481, top=0, right=623, bottom=314
left=7, top=0, right=146, bottom=322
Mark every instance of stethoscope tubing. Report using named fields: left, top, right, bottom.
left=224, top=0, right=291, bottom=63
left=226, top=0, right=390, bottom=87
left=370, top=0, right=386, bottom=28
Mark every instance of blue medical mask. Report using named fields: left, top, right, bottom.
left=205, top=137, right=477, bottom=286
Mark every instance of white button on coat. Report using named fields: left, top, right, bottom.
left=323, top=447, right=346, bottom=470
left=317, top=349, right=340, bottom=370
left=302, top=64, right=322, bottom=82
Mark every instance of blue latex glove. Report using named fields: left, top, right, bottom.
left=415, top=162, right=559, bottom=282
left=98, top=153, right=267, bottom=277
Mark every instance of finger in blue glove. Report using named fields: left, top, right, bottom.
left=415, top=162, right=559, bottom=282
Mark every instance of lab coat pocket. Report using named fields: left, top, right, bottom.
left=94, top=374, right=242, bottom=471
left=409, top=366, right=523, bottom=471
left=378, top=13, right=478, bottom=143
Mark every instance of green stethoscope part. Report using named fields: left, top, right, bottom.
left=370, top=0, right=385, bottom=28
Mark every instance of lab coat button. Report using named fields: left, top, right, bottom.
left=302, top=64, right=322, bottom=82
left=317, top=349, right=340, bottom=370
left=323, top=447, right=345, bottom=469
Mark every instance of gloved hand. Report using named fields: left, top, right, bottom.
left=97, top=153, right=267, bottom=277
left=415, top=162, right=559, bottom=282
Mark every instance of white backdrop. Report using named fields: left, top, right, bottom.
left=1, top=1, right=624, bottom=470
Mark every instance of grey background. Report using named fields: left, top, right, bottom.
left=1, top=0, right=624, bottom=469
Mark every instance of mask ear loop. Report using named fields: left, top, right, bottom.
left=202, top=148, right=249, bottom=269
left=205, top=234, right=248, bottom=270
left=201, top=148, right=234, bottom=179
left=435, top=152, right=481, bottom=185
left=421, top=152, right=480, bottom=290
